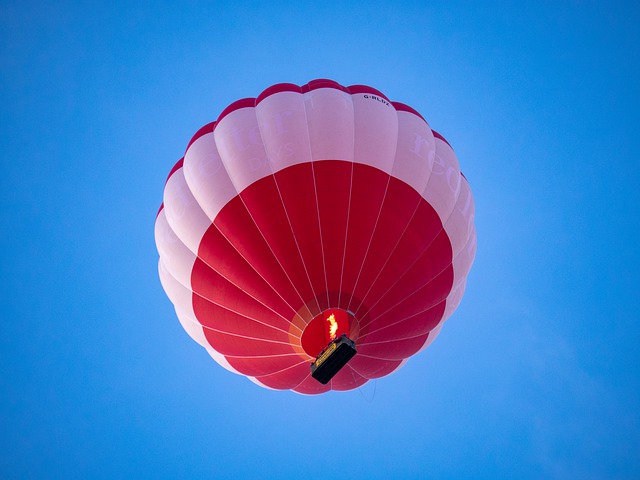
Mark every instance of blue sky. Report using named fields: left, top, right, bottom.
left=1, top=1, right=639, bottom=478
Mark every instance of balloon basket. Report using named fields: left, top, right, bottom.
left=310, top=334, right=357, bottom=384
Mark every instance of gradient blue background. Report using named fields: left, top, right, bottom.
left=1, top=1, right=639, bottom=478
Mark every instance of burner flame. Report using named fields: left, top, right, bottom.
left=327, top=313, right=338, bottom=340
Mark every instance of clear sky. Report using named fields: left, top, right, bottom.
left=1, top=1, right=639, bottom=478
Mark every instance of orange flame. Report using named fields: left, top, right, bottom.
left=327, top=313, right=338, bottom=340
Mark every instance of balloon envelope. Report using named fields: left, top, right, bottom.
left=155, top=79, right=476, bottom=394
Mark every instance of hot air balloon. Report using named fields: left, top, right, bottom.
left=155, top=79, right=476, bottom=394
